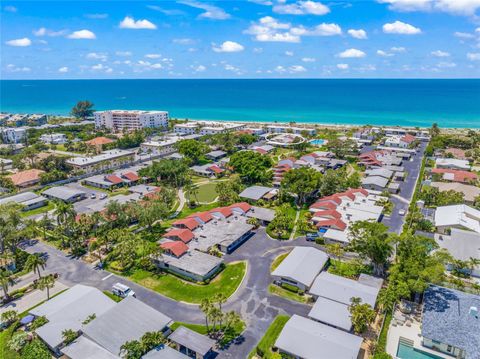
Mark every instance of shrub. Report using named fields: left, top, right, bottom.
left=8, top=331, right=29, bottom=352
left=21, top=339, right=51, bottom=359
left=30, top=316, right=48, bottom=330
left=280, top=283, right=299, bottom=293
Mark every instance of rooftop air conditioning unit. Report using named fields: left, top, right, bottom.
left=469, top=306, right=478, bottom=318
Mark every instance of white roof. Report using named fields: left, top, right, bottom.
left=309, top=272, right=381, bottom=307
left=67, top=149, right=134, bottom=167
left=435, top=158, right=470, bottom=170
left=272, top=247, right=329, bottom=288
left=275, top=315, right=362, bottom=359
left=308, top=297, right=352, bottom=331
left=434, top=204, right=480, bottom=233
left=362, top=176, right=389, bottom=188
left=62, top=336, right=119, bottom=359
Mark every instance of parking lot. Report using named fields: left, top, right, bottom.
left=64, top=181, right=110, bottom=214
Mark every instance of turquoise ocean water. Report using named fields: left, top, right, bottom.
left=1, top=79, right=479, bottom=128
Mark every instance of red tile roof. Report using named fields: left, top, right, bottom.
left=208, top=165, right=224, bottom=174
left=315, top=218, right=347, bottom=231
left=401, top=134, right=416, bottom=143
left=9, top=169, right=45, bottom=187
left=105, top=174, right=123, bottom=185
left=173, top=218, right=200, bottom=231
left=431, top=168, right=477, bottom=183
left=164, top=228, right=194, bottom=243
left=187, top=211, right=213, bottom=223
left=161, top=241, right=188, bottom=257
left=229, top=202, right=252, bottom=213
left=310, top=201, right=338, bottom=210
left=209, top=207, right=233, bottom=217
left=85, top=136, right=115, bottom=146
left=445, top=148, right=467, bottom=160
left=122, top=172, right=139, bottom=182
left=311, top=209, right=341, bottom=219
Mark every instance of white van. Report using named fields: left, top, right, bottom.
left=112, top=283, right=136, bottom=298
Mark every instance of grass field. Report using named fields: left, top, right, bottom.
left=270, top=252, right=289, bottom=273
left=248, top=315, right=290, bottom=359
left=0, top=325, right=20, bottom=359
left=129, top=261, right=246, bottom=304
left=21, top=201, right=55, bottom=218
left=187, top=182, right=218, bottom=203
left=268, top=284, right=309, bottom=304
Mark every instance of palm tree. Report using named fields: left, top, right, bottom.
left=120, top=340, right=143, bottom=359
left=37, top=213, right=52, bottom=241
left=140, top=331, right=165, bottom=353
left=200, top=298, right=213, bottom=333
left=37, top=274, right=55, bottom=300
left=53, top=201, right=76, bottom=226
left=25, top=254, right=46, bottom=279
left=0, top=268, right=15, bottom=301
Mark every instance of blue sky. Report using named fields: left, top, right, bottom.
left=2, top=0, right=480, bottom=79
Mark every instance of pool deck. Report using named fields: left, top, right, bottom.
left=386, top=308, right=450, bottom=359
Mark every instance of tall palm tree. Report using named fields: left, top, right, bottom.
left=0, top=268, right=15, bottom=301
left=37, top=213, right=53, bottom=241
left=25, top=254, right=46, bottom=279
left=37, top=274, right=55, bottom=300
left=53, top=201, right=76, bottom=226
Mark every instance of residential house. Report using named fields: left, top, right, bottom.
left=0, top=191, right=47, bottom=211
left=435, top=158, right=470, bottom=170
left=190, top=164, right=224, bottom=178
left=42, top=186, right=86, bottom=203
left=205, top=150, right=227, bottom=161
left=67, top=150, right=135, bottom=174
left=168, top=326, right=216, bottom=359
left=239, top=185, right=277, bottom=202
left=434, top=204, right=480, bottom=234
left=430, top=168, right=477, bottom=184
left=361, top=176, right=389, bottom=191
left=430, top=182, right=480, bottom=204
left=8, top=168, right=45, bottom=187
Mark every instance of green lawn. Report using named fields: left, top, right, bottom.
left=129, top=261, right=246, bottom=304
left=0, top=324, right=21, bottom=359
left=270, top=252, right=289, bottom=273
left=249, top=315, right=290, bottom=359
left=21, top=201, right=55, bottom=218
left=187, top=182, right=218, bottom=203
left=268, top=284, right=309, bottom=304
left=103, top=290, right=123, bottom=302
left=171, top=321, right=246, bottom=347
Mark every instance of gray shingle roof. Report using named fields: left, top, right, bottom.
left=272, top=247, right=329, bottom=288
left=422, top=285, right=480, bottom=359
left=83, top=296, right=172, bottom=356
left=274, top=315, right=362, bottom=359
left=168, top=326, right=215, bottom=356
left=61, top=336, right=119, bottom=359
left=308, top=297, right=352, bottom=331
left=239, top=185, right=274, bottom=201
left=42, top=186, right=86, bottom=201
left=0, top=191, right=46, bottom=206
left=143, top=344, right=189, bottom=358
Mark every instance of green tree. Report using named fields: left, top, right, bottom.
left=139, top=159, right=190, bottom=187
left=140, top=331, right=165, bottom=353
left=71, top=100, right=95, bottom=120
left=25, top=253, right=46, bottom=279
left=200, top=298, right=213, bottom=333
left=216, top=176, right=242, bottom=205
left=8, top=331, right=29, bottom=352
left=37, top=213, right=53, bottom=241
left=37, top=274, right=56, bottom=300
left=120, top=340, right=143, bottom=359
left=348, top=221, right=394, bottom=277
left=62, top=329, right=79, bottom=345
left=0, top=310, right=18, bottom=326
left=175, top=139, right=208, bottom=164
left=0, top=268, right=15, bottom=301
left=53, top=201, right=76, bottom=226
left=349, top=297, right=376, bottom=334
left=281, top=167, right=322, bottom=206
left=229, top=151, right=273, bottom=185
left=21, top=340, right=51, bottom=359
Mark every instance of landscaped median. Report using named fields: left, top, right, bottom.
left=128, top=261, right=247, bottom=304
left=170, top=320, right=245, bottom=347
left=248, top=315, right=290, bottom=359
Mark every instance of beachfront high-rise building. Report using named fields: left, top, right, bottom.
left=94, top=110, right=169, bottom=132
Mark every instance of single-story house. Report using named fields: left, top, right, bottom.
left=42, top=186, right=86, bottom=203
left=31, top=285, right=116, bottom=355
left=444, top=147, right=467, bottom=160
left=387, top=182, right=400, bottom=194
left=274, top=315, right=363, bottom=359
left=9, top=168, right=45, bottom=188
left=143, top=344, right=189, bottom=358
left=430, top=168, right=477, bottom=184
left=365, top=168, right=393, bottom=179
left=430, top=182, right=480, bottom=204
left=0, top=158, right=13, bottom=172
left=191, top=164, right=224, bottom=178
left=168, top=326, right=216, bottom=359
left=435, top=158, right=470, bottom=170
left=239, top=185, right=276, bottom=202
left=128, top=184, right=160, bottom=197
left=393, top=171, right=405, bottom=181
left=0, top=191, right=47, bottom=211
left=245, top=206, right=275, bottom=225
left=83, top=174, right=124, bottom=190
left=434, top=204, right=480, bottom=234
left=361, top=176, right=389, bottom=191
left=272, top=247, right=329, bottom=291
left=205, top=150, right=227, bottom=161
left=421, top=285, right=480, bottom=359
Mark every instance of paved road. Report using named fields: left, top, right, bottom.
left=22, top=229, right=317, bottom=358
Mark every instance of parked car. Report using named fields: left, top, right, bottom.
left=112, top=283, right=136, bottom=298
left=100, top=193, right=107, bottom=200
left=90, top=193, right=96, bottom=199
left=398, top=209, right=406, bottom=216
left=306, top=232, right=320, bottom=241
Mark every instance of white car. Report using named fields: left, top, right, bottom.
left=112, top=283, right=136, bottom=298
left=398, top=209, right=406, bottom=216
left=90, top=193, right=96, bottom=199
left=100, top=193, right=107, bottom=200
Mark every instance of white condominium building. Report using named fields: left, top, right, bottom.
left=1, top=127, right=26, bottom=144
left=94, top=110, right=169, bottom=132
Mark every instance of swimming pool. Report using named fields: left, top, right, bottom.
left=397, top=342, right=444, bottom=359
left=310, top=139, right=325, bottom=146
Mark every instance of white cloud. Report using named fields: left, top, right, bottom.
left=191, top=64, right=207, bottom=72
left=383, top=21, right=421, bottom=34
left=289, top=65, right=307, bottom=72
left=116, top=51, right=132, bottom=56
left=146, top=5, right=186, bottom=16
left=173, top=38, right=194, bottom=45
left=297, top=23, right=342, bottom=36
left=274, top=65, right=286, bottom=73
left=337, top=63, right=349, bottom=69
left=67, top=30, right=96, bottom=39
left=378, top=0, right=480, bottom=16
left=84, top=13, right=108, bottom=19
left=285, top=51, right=294, bottom=56
left=248, top=0, right=273, bottom=5
left=454, top=31, right=475, bottom=39
left=436, top=61, right=456, bottom=68
left=391, top=46, right=406, bottom=52
left=431, top=50, right=450, bottom=57
left=377, top=50, right=394, bottom=57
left=224, top=64, right=242, bottom=73
left=86, top=52, right=108, bottom=61
left=5, top=64, right=31, bottom=72
left=302, top=57, right=316, bottom=62
left=179, top=0, right=230, bottom=20
left=119, top=16, right=156, bottom=29
left=348, top=29, right=367, bottom=39
left=33, top=27, right=67, bottom=37
left=253, top=47, right=263, bottom=53
left=58, top=66, right=69, bottom=73
left=145, top=54, right=162, bottom=59
left=273, top=1, right=330, bottom=15
left=338, top=48, right=366, bottom=58
left=5, top=38, right=32, bottom=47
left=4, top=6, right=17, bottom=12
left=467, top=52, right=480, bottom=60
left=212, top=41, right=245, bottom=53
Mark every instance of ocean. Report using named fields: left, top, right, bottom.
left=1, top=79, right=479, bottom=128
